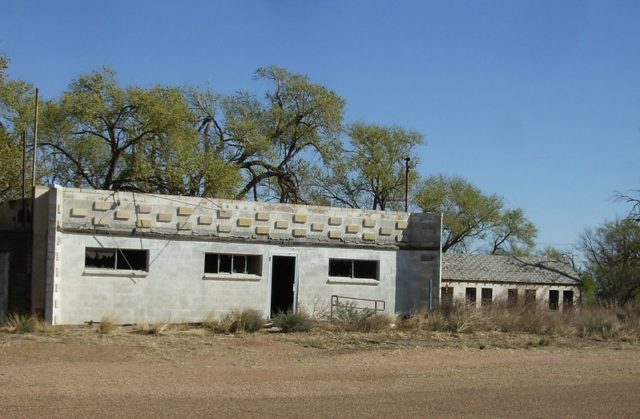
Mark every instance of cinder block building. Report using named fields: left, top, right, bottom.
left=0, top=185, right=442, bottom=325
left=441, top=253, right=581, bottom=311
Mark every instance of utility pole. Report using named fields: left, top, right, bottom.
left=31, top=87, right=39, bottom=188
left=404, top=157, right=410, bottom=212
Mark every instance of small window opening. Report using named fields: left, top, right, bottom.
left=481, top=288, right=493, bottom=307
left=465, top=287, right=477, bottom=305
left=563, top=290, right=574, bottom=309
left=524, top=289, right=536, bottom=306
left=507, top=289, right=518, bottom=306
left=85, top=248, right=148, bottom=271
left=329, top=259, right=378, bottom=280
left=204, top=253, right=262, bottom=275
left=549, top=290, right=559, bottom=311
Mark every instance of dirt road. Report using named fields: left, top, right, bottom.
left=1, top=331, right=639, bottom=418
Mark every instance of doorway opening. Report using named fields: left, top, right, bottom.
left=270, top=256, right=296, bottom=317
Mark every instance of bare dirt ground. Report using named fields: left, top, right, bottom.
left=1, top=329, right=639, bottom=418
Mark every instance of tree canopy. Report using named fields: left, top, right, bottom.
left=312, top=122, right=422, bottom=210
left=414, top=175, right=537, bottom=254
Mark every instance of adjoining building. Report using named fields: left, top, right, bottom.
left=0, top=185, right=442, bottom=325
left=441, top=253, right=581, bottom=311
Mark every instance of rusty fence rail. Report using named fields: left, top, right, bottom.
left=330, top=295, right=386, bottom=322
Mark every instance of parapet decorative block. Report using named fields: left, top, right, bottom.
left=311, top=223, right=325, bottom=232
left=217, top=210, right=232, bottom=219
left=70, top=207, right=87, bottom=218
left=178, top=221, right=192, bottom=231
left=328, top=230, right=342, bottom=239
left=157, top=213, right=172, bottom=223
left=293, top=214, right=307, bottom=224
left=292, top=228, right=306, bottom=237
left=136, top=219, right=153, bottom=228
left=255, top=226, right=270, bottom=235
left=396, top=220, right=408, bottom=230
left=363, top=218, right=376, bottom=228
left=177, top=206, right=193, bottom=216
left=275, top=220, right=289, bottom=229
left=93, top=201, right=110, bottom=211
left=217, top=224, right=231, bottom=233
left=198, top=215, right=213, bottom=225
left=345, top=224, right=359, bottom=234
left=136, top=204, right=152, bottom=214
left=114, top=210, right=130, bottom=220
left=362, top=232, right=376, bottom=241
left=328, top=217, right=342, bottom=226
left=237, top=218, right=252, bottom=227
left=92, top=217, right=108, bottom=227
left=379, top=226, right=393, bottom=236
left=255, top=212, right=270, bottom=222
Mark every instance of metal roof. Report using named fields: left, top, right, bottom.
left=442, top=253, right=581, bottom=286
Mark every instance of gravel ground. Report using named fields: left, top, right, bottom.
left=0, top=330, right=639, bottom=418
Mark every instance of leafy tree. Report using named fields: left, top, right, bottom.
left=189, top=66, right=345, bottom=203
left=0, top=54, right=37, bottom=200
left=414, top=175, right=537, bottom=253
left=581, top=217, right=640, bottom=305
left=311, top=122, right=422, bottom=210
left=39, top=68, right=240, bottom=197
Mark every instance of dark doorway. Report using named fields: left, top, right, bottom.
left=271, top=256, right=296, bottom=316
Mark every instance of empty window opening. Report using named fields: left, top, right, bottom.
left=524, top=289, right=536, bottom=306
left=85, top=248, right=148, bottom=271
left=465, top=287, right=477, bottom=306
left=204, top=253, right=262, bottom=275
left=549, top=290, right=559, bottom=311
left=563, top=290, right=574, bottom=309
left=481, top=288, right=493, bottom=307
left=329, top=259, right=378, bottom=280
left=441, top=286, right=454, bottom=306
left=507, top=289, right=518, bottom=306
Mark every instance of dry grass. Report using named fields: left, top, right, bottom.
left=97, top=314, right=116, bottom=335
left=2, top=313, right=47, bottom=334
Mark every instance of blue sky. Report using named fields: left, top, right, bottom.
left=2, top=0, right=639, bottom=253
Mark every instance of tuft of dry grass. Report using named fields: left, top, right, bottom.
left=97, top=314, right=116, bottom=335
left=132, top=323, right=169, bottom=335
left=202, top=309, right=265, bottom=334
left=3, top=312, right=47, bottom=334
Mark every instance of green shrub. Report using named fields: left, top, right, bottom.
left=4, top=313, right=46, bottom=333
left=272, top=310, right=315, bottom=333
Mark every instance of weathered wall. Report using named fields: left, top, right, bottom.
left=0, top=253, right=8, bottom=321
left=55, top=232, right=408, bottom=324
left=442, top=280, right=580, bottom=311
left=45, top=186, right=441, bottom=324
left=0, top=198, right=32, bottom=314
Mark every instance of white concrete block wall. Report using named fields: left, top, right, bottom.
left=57, top=232, right=408, bottom=324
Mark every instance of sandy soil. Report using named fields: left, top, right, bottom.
left=0, top=330, right=639, bottom=418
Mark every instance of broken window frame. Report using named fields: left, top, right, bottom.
left=85, top=248, right=149, bottom=272
left=204, top=253, right=262, bottom=276
left=328, top=259, right=379, bottom=280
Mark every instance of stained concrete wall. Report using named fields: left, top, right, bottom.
left=0, top=253, right=8, bottom=321
left=40, top=186, right=441, bottom=325
left=442, top=280, right=580, bottom=311
left=0, top=198, right=32, bottom=314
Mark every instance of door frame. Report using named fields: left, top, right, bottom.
left=267, top=250, right=299, bottom=318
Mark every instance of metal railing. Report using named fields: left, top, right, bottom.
left=330, top=295, right=386, bottom=321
